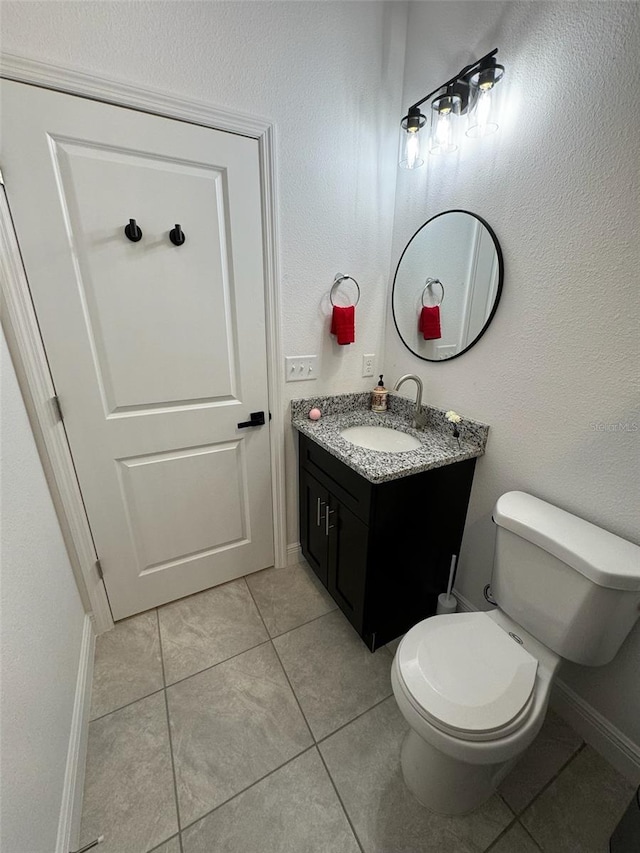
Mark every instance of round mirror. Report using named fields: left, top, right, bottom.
left=392, top=210, right=503, bottom=362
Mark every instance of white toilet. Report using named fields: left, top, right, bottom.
left=391, top=491, right=640, bottom=815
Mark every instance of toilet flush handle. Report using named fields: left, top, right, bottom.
left=483, top=584, right=497, bottom=606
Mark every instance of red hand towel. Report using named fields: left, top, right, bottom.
left=419, top=305, right=441, bottom=340
left=331, top=305, right=355, bottom=345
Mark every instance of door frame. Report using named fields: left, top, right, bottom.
left=0, top=53, right=287, bottom=633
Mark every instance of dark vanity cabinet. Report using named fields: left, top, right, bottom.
left=298, top=433, right=477, bottom=651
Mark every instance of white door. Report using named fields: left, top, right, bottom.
left=1, top=81, right=274, bottom=619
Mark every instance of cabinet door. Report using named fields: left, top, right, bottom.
left=299, top=469, right=330, bottom=586
left=327, top=497, right=368, bottom=634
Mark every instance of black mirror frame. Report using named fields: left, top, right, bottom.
left=391, top=209, right=504, bottom=363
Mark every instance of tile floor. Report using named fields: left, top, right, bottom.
left=81, top=560, right=636, bottom=853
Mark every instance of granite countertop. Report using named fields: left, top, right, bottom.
left=291, top=392, right=489, bottom=484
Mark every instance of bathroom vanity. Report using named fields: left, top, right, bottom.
left=293, top=393, right=489, bottom=650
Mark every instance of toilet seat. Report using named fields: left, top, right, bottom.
left=397, top=612, right=539, bottom=742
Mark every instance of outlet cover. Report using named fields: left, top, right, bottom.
left=362, top=354, right=375, bottom=377
left=285, top=355, right=318, bottom=381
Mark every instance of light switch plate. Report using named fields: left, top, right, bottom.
left=285, top=355, right=318, bottom=381
left=362, top=354, right=375, bottom=377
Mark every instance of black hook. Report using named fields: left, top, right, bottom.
left=124, top=218, right=143, bottom=242
left=169, top=224, right=186, bottom=246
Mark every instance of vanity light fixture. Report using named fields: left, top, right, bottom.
left=398, top=48, right=504, bottom=169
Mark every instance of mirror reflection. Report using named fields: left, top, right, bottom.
left=392, top=210, right=503, bottom=361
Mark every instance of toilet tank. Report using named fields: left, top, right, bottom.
left=491, top=492, right=640, bottom=666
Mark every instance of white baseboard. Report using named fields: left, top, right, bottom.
left=287, top=542, right=303, bottom=566
left=452, top=588, right=640, bottom=784
left=56, top=614, right=95, bottom=853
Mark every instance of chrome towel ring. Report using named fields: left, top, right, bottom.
left=330, top=273, right=361, bottom=307
left=421, top=277, right=445, bottom=307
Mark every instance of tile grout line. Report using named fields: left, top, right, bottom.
left=158, top=563, right=385, bottom=696
left=497, top=790, right=517, bottom=817
left=315, top=746, right=367, bottom=853
left=513, top=741, right=587, bottom=818
left=91, top=583, right=279, bottom=725
left=242, top=574, right=362, bottom=851
left=147, top=834, right=181, bottom=853
left=267, top=602, right=339, bottom=641
left=89, top=686, right=166, bottom=724
left=243, top=566, right=339, bottom=641
left=244, top=578, right=368, bottom=853
left=467, top=738, right=588, bottom=851
left=248, top=571, right=369, bottom=852
left=483, top=740, right=588, bottom=853
left=316, top=692, right=394, bottom=746
left=133, top=576, right=370, bottom=846
left=164, top=637, right=272, bottom=690
left=247, top=573, right=394, bottom=744
left=479, top=812, right=520, bottom=853
left=161, top=576, right=339, bottom=692
left=86, top=606, right=328, bottom=725
left=178, top=745, right=317, bottom=835
left=243, top=578, right=316, bottom=744
left=271, top=638, right=315, bottom=743
left=517, top=818, right=544, bottom=851
left=510, top=741, right=587, bottom=850
left=156, top=607, right=186, bottom=853
left=122, top=573, right=394, bottom=851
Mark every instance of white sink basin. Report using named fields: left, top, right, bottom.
left=340, top=425, right=421, bottom=453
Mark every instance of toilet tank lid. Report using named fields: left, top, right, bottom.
left=493, top=492, right=640, bottom=591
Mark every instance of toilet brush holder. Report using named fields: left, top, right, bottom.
left=437, top=554, right=458, bottom=615
left=436, top=592, right=457, bottom=616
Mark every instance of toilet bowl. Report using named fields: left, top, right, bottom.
left=391, top=609, right=559, bottom=814
left=391, top=491, right=640, bottom=816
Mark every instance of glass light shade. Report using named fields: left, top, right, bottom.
left=466, top=65, right=504, bottom=138
left=399, top=128, right=424, bottom=169
left=398, top=108, right=426, bottom=169
left=429, top=93, right=462, bottom=154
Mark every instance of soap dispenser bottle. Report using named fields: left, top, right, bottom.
left=371, top=375, right=388, bottom=412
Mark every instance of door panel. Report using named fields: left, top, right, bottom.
left=117, top=440, right=249, bottom=571
left=1, top=81, right=274, bottom=618
left=299, top=470, right=329, bottom=587
left=328, top=498, right=368, bottom=634
left=50, top=138, right=238, bottom=412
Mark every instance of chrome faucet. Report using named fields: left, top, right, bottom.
left=393, top=374, right=427, bottom=429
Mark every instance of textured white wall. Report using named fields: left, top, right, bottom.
left=387, top=1, right=640, bottom=743
left=0, top=0, right=408, bottom=546
left=0, top=329, right=86, bottom=853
